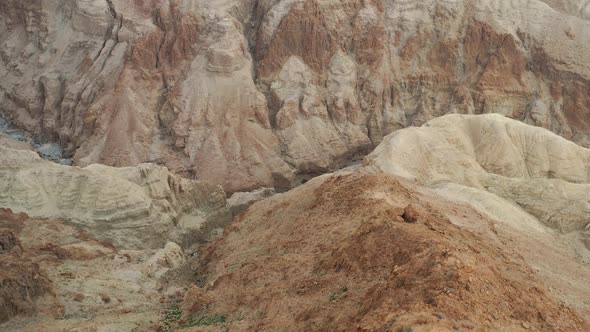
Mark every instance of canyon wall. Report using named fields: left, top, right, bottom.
left=1, top=0, right=590, bottom=192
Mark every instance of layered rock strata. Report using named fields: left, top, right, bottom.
left=1, top=0, right=590, bottom=191
left=0, top=145, right=230, bottom=249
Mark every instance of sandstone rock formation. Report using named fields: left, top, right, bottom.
left=3, top=1, right=590, bottom=330
left=4, top=114, right=590, bottom=330
left=1, top=0, right=590, bottom=192
left=364, top=113, right=590, bottom=233
left=0, top=145, right=230, bottom=249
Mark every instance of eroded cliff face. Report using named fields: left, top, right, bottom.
left=0, top=145, right=230, bottom=250
left=1, top=0, right=590, bottom=192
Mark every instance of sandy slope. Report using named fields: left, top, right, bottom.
left=179, top=172, right=589, bottom=331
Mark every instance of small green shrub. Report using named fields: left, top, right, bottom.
left=183, top=313, right=227, bottom=327
left=157, top=301, right=226, bottom=331
left=158, top=303, right=182, bottom=332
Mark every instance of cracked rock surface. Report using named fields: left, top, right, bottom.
left=2, top=0, right=590, bottom=192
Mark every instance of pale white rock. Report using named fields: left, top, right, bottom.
left=227, top=187, right=276, bottom=215
left=0, top=145, right=230, bottom=249
left=365, top=113, right=590, bottom=232
left=143, top=242, right=185, bottom=278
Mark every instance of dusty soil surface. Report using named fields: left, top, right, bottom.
left=0, top=209, right=191, bottom=332
left=3, top=171, right=590, bottom=332
left=180, top=173, right=589, bottom=331
left=0, top=216, right=53, bottom=324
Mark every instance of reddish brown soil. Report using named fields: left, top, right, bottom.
left=182, top=173, right=589, bottom=331
left=0, top=210, right=53, bottom=324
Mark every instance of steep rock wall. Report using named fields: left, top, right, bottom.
left=1, top=0, right=590, bottom=192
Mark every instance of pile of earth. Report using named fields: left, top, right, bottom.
left=178, top=173, right=589, bottom=331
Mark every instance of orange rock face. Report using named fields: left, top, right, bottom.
left=1, top=0, right=590, bottom=191
left=257, top=1, right=336, bottom=78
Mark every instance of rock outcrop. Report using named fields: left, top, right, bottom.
left=1, top=0, right=590, bottom=192
left=0, top=145, right=230, bottom=249
left=364, top=113, right=590, bottom=233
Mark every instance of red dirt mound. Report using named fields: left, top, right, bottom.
left=182, top=173, right=589, bottom=331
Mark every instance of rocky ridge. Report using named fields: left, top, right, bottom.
left=364, top=113, right=590, bottom=234
left=173, top=114, right=590, bottom=331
